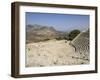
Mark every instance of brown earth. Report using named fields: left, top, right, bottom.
left=26, top=40, right=89, bottom=67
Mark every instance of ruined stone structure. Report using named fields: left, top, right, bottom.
left=70, top=30, right=89, bottom=60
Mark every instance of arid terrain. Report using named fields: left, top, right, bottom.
left=26, top=39, right=89, bottom=67
left=25, top=24, right=89, bottom=67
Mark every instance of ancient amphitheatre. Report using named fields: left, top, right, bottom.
left=26, top=30, right=89, bottom=67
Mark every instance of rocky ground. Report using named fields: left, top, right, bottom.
left=25, top=40, right=89, bottom=67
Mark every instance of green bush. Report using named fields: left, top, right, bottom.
left=42, top=38, right=50, bottom=41
left=56, top=37, right=63, bottom=40
left=68, top=29, right=81, bottom=41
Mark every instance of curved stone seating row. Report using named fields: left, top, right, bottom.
left=72, top=37, right=89, bottom=53
left=70, top=30, right=89, bottom=56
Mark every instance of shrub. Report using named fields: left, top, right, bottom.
left=56, top=37, right=63, bottom=40
left=68, top=29, right=81, bottom=41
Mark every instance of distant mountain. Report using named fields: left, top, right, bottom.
left=26, top=24, right=67, bottom=43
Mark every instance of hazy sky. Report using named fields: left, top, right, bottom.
left=26, top=12, right=89, bottom=31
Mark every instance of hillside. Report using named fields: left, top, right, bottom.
left=26, top=24, right=67, bottom=43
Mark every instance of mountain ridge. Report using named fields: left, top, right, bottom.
left=26, top=24, right=67, bottom=43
